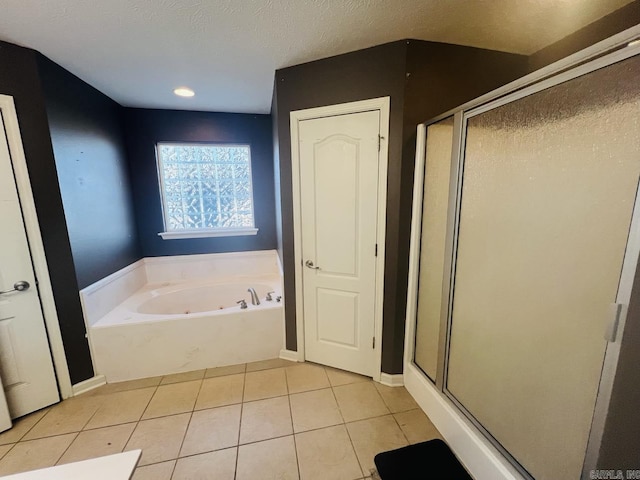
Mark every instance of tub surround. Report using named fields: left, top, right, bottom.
left=80, top=250, right=285, bottom=382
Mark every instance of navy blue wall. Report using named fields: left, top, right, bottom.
left=123, top=108, right=276, bottom=257
left=37, top=55, right=142, bottom=290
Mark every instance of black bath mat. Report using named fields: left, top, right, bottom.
left=374, top=439, right=473, bottom=480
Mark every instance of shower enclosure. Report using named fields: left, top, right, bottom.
left=406, top=32, right=640, bottom=480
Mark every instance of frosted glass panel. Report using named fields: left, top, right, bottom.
left=414, top=117, right=454, bottom=381
left=447, top=55, right=640, bottom=480
left=157, top=144, right=254, bottom=230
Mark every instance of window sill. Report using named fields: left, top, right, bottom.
left=158, top=228, right=259, bottom=240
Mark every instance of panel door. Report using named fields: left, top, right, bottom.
left=298, top=110, right=380, bottom=376
left=0, top=112, right=59, bottom=420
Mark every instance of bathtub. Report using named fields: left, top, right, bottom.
left=81, top=251, right=285, bottom=382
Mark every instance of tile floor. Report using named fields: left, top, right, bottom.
left=0, top=359, right=442, bottom=479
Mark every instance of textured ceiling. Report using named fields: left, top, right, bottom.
left=0, top=0, right=634, bottom=113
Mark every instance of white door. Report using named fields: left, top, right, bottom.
left=298, top=110, right=380, bottom=376
left=0, top=112, right=59, bottom=421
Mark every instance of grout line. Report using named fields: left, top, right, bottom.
left=12, top=407, right=51, bottom=443
left=53, top=431, right=80, bottom=466
left=138, top=381, right=162, bottom=420
left=329, top=382, right=347, bottom=424
left=330, top=383, right=365, bottom=479
left=233, top=370, right=247, bottom=480
left=0, top=442, right=17, bottom=462
left=168, top=458, right=178, bottom=479
left=390, top=413, right=411, bottom=445
left=121, top=422, right=140, bottom=458
left=283, top=369, right=301, bottom=480
left=175, top=378, right=205, bottom=456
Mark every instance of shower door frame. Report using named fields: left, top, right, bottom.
left=405, top=25, right=640, bottom=480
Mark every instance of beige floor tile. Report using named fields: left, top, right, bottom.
left=285, top=363, right=330, bottom=394
left=141, top=380, right=201, bottom=419
left=23, top=396, right=104, bottom=440
left=295, top=425, right=362, bottom=480
left=0, top=408, right=48, bottom=445
left=393, top=409, right=442, bottom=444
left=131, top=460, right=175, bottom=480
left=333, top=383, right=389, bottom=422
left=325, top=367, right=371, bottom=387
left=85, top=387, right=155, bottom=430
left=205, top=363, right=246, bottom=378
left=57, top=423, right=136, bottom=465
left=346, top=415, right=408, bottom=473
left=125, top=413, right=190, bottom=466
left=239, top=396, right=292, bottom=444
left=243, top=368, right=287, bottom=402
left=373, top=384, right=418, bottom=413
left=195, top=374, right=244, bottom=410
left=160, top=369, right=205, bottom=385
left=236, top=436, right=299, bottom=480
left=0, top=433, right=76, bottom=476
left=173, top=447, right=236, bottom=480
left=290, top=388, right=343, bottom=433
left=246, top=358, right=296, bottom=372
left=180, top=405, right=241, bottom=457
left=89, top=376, right=162, bottom=396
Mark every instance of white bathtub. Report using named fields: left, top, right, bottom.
left=81, top=251, right=286, bottom=382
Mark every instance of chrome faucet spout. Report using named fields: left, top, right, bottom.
left=248, top=287, right=260, bottom=305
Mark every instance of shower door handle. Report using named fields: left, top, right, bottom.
left=304, top=260, right=320, bottom=270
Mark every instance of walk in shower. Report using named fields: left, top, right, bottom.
left=406, top=35, right=640, bottom=480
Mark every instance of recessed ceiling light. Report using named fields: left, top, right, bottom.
left=628, top=39, right=640, bottom=48
left=173, top=87, right=195, bottom=97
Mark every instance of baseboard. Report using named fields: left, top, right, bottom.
left=404, top=363, right=524, bottom=480
left=279, top=349, right=301, bottom=362
left=72, top=375, right=106, bottom=396
left=380, top=373, right=404, bottom=387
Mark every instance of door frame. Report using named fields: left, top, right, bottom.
left=289, top=97, right=390, bottom=382
left=0, top=95, right=73, bottom=399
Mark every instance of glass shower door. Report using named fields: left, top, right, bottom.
left=445, top=55, right=640, bottom=480
left=413, top=117, right=454, bottom=382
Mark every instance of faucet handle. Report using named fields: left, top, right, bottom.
left=236, top=299, right=247, bottom=309
left=266, top=291, right=275, bottom=301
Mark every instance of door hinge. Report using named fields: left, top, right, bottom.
left=375, top=244, right=378, bottom=257
left=378, top=135, right=382, bottom=152
left=372, top=337, right=376, bottom=349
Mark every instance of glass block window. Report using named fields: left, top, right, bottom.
left=156, top=143, right=255, bottom=236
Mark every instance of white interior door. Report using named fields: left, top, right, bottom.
left=298, top=110, right=380, bottom=377
left=0, top=112, right=59, bottom=420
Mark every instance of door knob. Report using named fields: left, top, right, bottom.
left=0, top=280, right=30, bottom=295
left=305, top=260, right=320, bottom=270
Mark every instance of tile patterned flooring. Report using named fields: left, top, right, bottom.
left=0, top=359, right=442, bottom=479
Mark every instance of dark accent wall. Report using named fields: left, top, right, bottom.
left=528, top=0, right=640, bottom=71
left=36, top=55, right=141, bottom=289
left=123, top=108, right=276, bottom=257
left=0, top=41, right=93, bottom=384
left=273, top=40, right=527, bottom=372
left=274, top=41, right=408, bottom=354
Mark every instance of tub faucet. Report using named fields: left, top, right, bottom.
left=248, top=288, right=260, bottom=306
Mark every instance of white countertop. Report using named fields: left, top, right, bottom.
left=0, top=450, right=141, bottom=480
